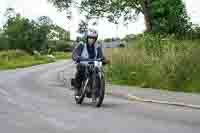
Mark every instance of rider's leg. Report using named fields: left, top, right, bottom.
left=74, top=64, right=85, bottom=96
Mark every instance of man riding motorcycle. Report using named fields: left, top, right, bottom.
left=71, top=29, right=108, bottom=99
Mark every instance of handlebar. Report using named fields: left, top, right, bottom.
left=80, top=58, right=103, bottom=62
left=77, top=57, right=108, bottom=66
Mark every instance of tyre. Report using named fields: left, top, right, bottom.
left=75, top=79, right=88, bottom=104
left=92, top=75, right=105, bottom=107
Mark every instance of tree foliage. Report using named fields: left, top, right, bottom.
left=48, top=0, right=72, bottom=11
left=151, top=0, right=191, bottom=36
left=3, top=14, right=38, bottom=52
left=48, top=0, right=152, bottom=31
left=48, top=0, right=191, bottom=36
left=1, top=8, right=70, bottom=53
left=78, top=20, right=88, bottom=34
left=50, top=25, right=70, bottom=40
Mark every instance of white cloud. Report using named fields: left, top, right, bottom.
left=185, top=0, right=200, bottom=24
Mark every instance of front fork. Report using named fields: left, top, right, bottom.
left=91, top=70, right=102, bottom=98
left=87, top=68, right=103, bottom=98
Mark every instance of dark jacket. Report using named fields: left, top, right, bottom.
left=72, top=43, right=105, bottom=63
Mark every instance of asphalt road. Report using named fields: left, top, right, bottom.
left=0, top=60, right=200, bottom=133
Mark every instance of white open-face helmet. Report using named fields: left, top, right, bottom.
left=86, top=29, right=98, bottom=39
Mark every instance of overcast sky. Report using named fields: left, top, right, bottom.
left=0, top=0, right=200, bottom=40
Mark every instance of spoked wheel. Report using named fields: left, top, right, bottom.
left=75, top=79, right=89, bottom=104
left=92, top=76, right=105, bottom=107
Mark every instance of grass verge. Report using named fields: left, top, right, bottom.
left=0, top=50, right=71, bottom=70
left=53, top=52, right=71, bottom=60
left=105, top=37, right=200, bottom=93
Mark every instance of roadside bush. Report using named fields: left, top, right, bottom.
left=0, top=37, right=10, bottom=50
left=48, top=40, right=72, bottom=52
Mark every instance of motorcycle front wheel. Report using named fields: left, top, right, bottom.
left=92, top=75, right=105, bottom=107
left=75, top=79, right=89, bottom=104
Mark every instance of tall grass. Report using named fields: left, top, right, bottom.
left=105, top=36, right=200, bottom=93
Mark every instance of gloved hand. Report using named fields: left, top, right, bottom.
left=102, top=58, right=110, bottom=65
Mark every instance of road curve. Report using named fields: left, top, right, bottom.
left=0, top=60, right=200, bottom=133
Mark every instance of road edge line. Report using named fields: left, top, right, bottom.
left=106, top=90, right=200, bottom=110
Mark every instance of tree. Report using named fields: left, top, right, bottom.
left=150, top=0, right=191, bottom=36
left=36, top=16, right=54, bottom=52
left=37, top=16, right=53, bottom=26
left=0, top=28, right=9, bottom=50
left=2, top=8, right=71, bottom=53
left=50, top=25, right=70, bottom=40
left=48, top=0, right=153, bottom=32
left=48, top=0, right=190, bottom=35
left=3, top=9, right=52, bottom=53
left=3, top=14, right=29, bottom=50
left=4, top=8, right=16, bottom=19
left=48, top=0, right=72, bottom=11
